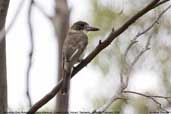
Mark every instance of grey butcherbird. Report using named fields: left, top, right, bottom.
left=61, top=21, right=99, bottom=94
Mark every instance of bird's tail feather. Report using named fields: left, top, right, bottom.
left=61, top=64, right=71, bottom=95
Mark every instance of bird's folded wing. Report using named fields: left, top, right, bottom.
left=69, top=48, right=79, bottom=61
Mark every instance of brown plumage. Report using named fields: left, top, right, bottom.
left=61, top=21, right=99, bottom=94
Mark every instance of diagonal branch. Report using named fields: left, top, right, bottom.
left=27, top=80, right=62, bottom=114
left=154, top=0, right=170, bottom=8
left=131, top=35, right=151, bottom=67
left=121, top=4, right=171, bottom=86
left=91, top=3, right=171, bottom=113
left=27, top=0, right=171, bottom=113
left=71, top=0, right=161, bottom=77
left=121, top=4, right=171, bottom=61
left=91, top=95, right=126, bottom=113
left=93, top=29, right=153, bottom=113
left=135, top=4, right=171, bottom=41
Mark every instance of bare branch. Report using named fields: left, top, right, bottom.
left=89, top=23, right=155, bottom=114
left=71, top=0, right=162, bottom=78
left=27, top=80, right=62, bottom=114
left=124, top=40, right=138, bottom=59
left=131, top=36, right=151, bottom=67
left=135, top=4, right=171, bottom=41
left=91, top=89, right=126, bottom=113
left=26, top=0, right=34, bottom=108
left=123, top=90, right=169, bottom=112
left=124, top=4, right=171, bottom=61
left=124, top=90, right=170, bottom=99
left=91, top=98, right=126, bottom=113
left=91, top=2, right=171, bottom=113
left=27, top=0, right=170, bottom=113
left=122, top=35, right=151, bottom=88
left=154, top=0, right=170, bottom=8
left=124, top=4, right=171, bottom=63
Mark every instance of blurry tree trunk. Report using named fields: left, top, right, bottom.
left=0, top=0, right=10, bottom=113
left=53, top=0, right=70, bottom=112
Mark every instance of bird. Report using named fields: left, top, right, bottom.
left=61, top=21, right=99, bottom=94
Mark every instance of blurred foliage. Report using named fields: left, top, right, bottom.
left=128, top=97, right=149, bottom=114
left=88, top=0, right=129, bottom=76
left=108, top=98, right=127, bottom=113
left=88, top=0, right=171, bottom=113
left=92, top=96, right=107, bottom=109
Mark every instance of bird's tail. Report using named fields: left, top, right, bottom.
left=61, top=61, right=72, bottom=95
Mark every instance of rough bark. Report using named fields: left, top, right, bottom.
left=0, top=0, right=10, bottom=113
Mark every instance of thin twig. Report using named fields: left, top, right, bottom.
left=154, top=0, right=170, bottom=8
left=124, top=4, right=171, bottom=61
left=124, top=40, right=138, bottom=59
left=134, top=4, right=171, bottom=41
left=118, top=5, right=171, bottom=111
left=71, top=0, right=161, bottom=79
left=26, top=0, right=34, bottom=108
left=92, top=2, right=171, bottom=112
left=121, top=40, right=137, bottom=86
left=123, top=35, right=152, bottom=92
left=27, top=0, right=170, bottom=113
left=123, top=35, right=151, bottom=86
left=91, top=96, right=126, bottom=113
left=92, top=24, right=155, bottom=114
left=131, top=36, right=151, bottom=67
left=124, top=90, right=171, bottom=99
left=123, top=90, right=169, bottom=112
left=86, top=2, right=171, bottom=113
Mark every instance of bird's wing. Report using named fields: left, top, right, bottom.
left=68, top=48, right=79, bottom=61
left=61, top=31, right=87, bottom=94
left=63, top=31, right=88, bottom=64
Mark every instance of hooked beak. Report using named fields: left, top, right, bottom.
left=85, top=25, right=99, bottom=31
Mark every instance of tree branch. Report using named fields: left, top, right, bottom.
left=91, top=3, right=171, bottom=113
left=26, top=0, right=35, bottom=108
left=121, top=4, right=171, bottom=87
left=121, top=4, right=171, bottom=60
left=93, top=26, right=153, bottom=114
left=27, top=80, right=62, bottom=114
left=27, top=0, right=170, bottom=113
left=135, top=4, right=171, bottom=41
left=91, top=96, right=126, bottom=113
left=154, top=0, right=170, bottom=8
left=123, top=90, right=169, bottom=112
left=71, top=0, right=161, bottom=77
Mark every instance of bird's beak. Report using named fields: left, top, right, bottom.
left=85, top=25, right=99, bottom=31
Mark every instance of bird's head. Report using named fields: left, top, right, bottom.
left=71, top=21, right=99, bottom=33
